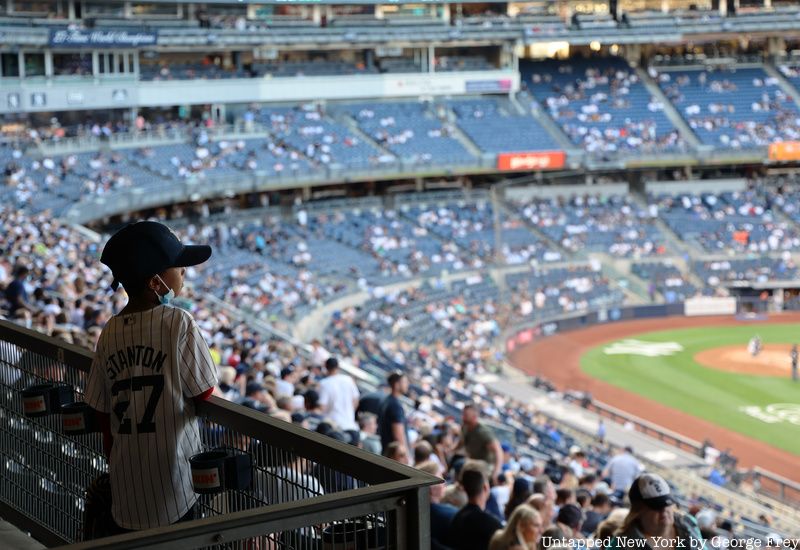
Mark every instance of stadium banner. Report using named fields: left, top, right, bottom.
left=465, top=79, right=513, bottom=93
left=768, top=141, right=800, bottom=162
left=684, top=297, right=737, bottom=317
left=49, top=29, right=158, bottom=48
left=497, top=151, right=566, bottom=171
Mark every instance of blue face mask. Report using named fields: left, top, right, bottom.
left=154, top=275, right=175, bottom=305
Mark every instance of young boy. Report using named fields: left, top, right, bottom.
left=85, top=221, right=218, bottom=532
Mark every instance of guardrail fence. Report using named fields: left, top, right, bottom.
left=0, top=320, right=435, bottom=549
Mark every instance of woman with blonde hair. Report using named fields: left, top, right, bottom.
left=489, top=504, right=544, bottom=550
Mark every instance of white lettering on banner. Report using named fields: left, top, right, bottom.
left=603, top=339, right=684, bottom=357
left=739, top=403, right=800, bottom=425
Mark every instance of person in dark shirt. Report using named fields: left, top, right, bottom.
left=4, top=265, right=34, bottom=314
left=581, top=492, right=612, bottom=536
left=378, top=372, right=409, bottom=462
left=418, top=461, right=456, bottom=550
left=356, top=383, right=389, bottom=417
left=448, top=469, right=503, bottom=550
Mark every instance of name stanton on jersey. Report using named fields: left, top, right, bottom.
left=105, top=345, right=167, bottom=380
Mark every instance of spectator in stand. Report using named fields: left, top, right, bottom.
left=4, top=265, right=36, bottom=315
left=556, top=488, right=576, bottom=509
left=358, top=412, right=382, bottom=455
left=533, top=475, right=557, bottom=524
left=460, top=404, right=504, bottom=483
left=603, top=446, right=642, bottom=496
left=418, top=460, right=457, bottom=550
left=216, top=366, right=241, bottom=402
left=357, top=383, right=389, bottom=417
left=448, top=469, right=503, bottom=550
left=490, top=504, right=544, bottom=550
left=505, top=477, right=533, bottom=520
left=414, top=440, right=436, bottom=466
left=378, top=372, right=410, bottom=462
left=490, top=472, right=512, bottom=515
left=540, top=526, right=566, bottom=550
left=317, top=357, right=359, bottom=432
left=581, top=492, right=612, bottom=536
left=310, top=338, right=331, bottom=367
left=383, top=441, right=409, bottom=465
left=610, top=474, right=702, bottom=549
left=303, top=389, right=326, bottom=431
left=556, top=503, right=584, bottom=540
left=276, top=366, right=297, bottom=397
left=241, top=381, right=275, bottom=413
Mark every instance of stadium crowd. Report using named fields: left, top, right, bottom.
left=0, top=195, right=792, bottom=546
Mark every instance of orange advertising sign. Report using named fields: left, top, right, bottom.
left=769, top=141, right=800, bottom=162
left=497, top=151, right=566, bottom=171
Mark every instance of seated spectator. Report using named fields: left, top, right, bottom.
left=490, top=472, right=512, bottom=517
left=418, top=460, right=457, bottom=550
left=358, top=412, right=382, bottom=455
left=581, top=492, right=612, bottom=536
left=448, top=469, right=503, bottom=550
left=489, top=504, right=544, bottom=550
left=610, top=474, right=702, bottom=548
left=276, top=366, right=297, bottom=397
left=556, top=503, right=584, bottom=540
left=533, top=475, right=557, bottom=523
left=303, top=389, right=326, bottom=431
left=414, top=440, right=436, bottom=466
left=505, top=477, right=533, bottom=520
left=540, top=526, right=566, bottom=550
left=216, top=366, right=241, bottom=402
left=241, top=381, right=275, bottom=412
left=4, top=265, right=36, bottom=315
left=384, top=441, right=410, bottom=465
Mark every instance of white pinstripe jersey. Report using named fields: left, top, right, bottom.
left=85, top=304, right=218, bottom=530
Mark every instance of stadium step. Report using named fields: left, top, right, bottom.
left=333, top=112, right=397, bottom=161
left=590, top=253, right=650, bottom=304
left=514, top=91, right=580, bottom=154
left=764, top=63, right=800, bottom=111
left=635, top=66, right=703, bottom=150
left=440, top=109, right=484, bottom=159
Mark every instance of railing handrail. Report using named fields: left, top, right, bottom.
left=0, top=319, right=438, bottom=548
left=752, top=467, right=800, bottom=492
left=57, top=479, right=429, bottom=550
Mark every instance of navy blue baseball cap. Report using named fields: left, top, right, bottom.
left=101, top=221, right=211, bottom=290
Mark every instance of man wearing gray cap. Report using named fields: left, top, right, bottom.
left=610, top=473, right=702, bottom=550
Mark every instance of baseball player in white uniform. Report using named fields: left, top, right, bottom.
left=84, top=221, right=218, bottom=535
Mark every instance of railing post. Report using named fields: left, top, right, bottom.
left=400, top=487, right=430, bottom=550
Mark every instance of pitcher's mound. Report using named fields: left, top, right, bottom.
left=694, top=344, right=797, bottom=377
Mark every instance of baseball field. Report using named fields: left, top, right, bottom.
left=580, top=323, right=800, bottom=456
left=510, top=314, right=800, bottom=480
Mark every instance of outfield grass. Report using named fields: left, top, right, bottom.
left=580, top=323, right=800, bottom=455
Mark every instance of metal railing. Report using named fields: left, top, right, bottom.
left=0, top=320, right=436, bottom=549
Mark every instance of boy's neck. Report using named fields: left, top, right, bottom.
left=120, top=294, right=161, bottom=315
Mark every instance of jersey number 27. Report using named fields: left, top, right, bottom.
left=111, top=375, right=165, bottom=435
